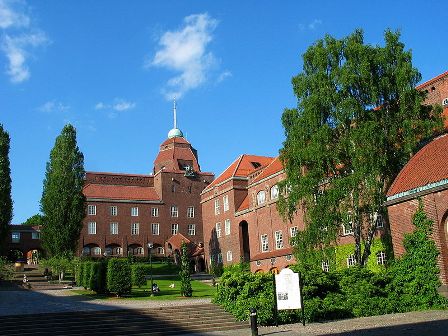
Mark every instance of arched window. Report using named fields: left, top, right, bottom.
left=270, top=185, right=279, bottom=200
left=92, top=247, right=101, bottom=256
left=82, top=246, right=90, bottom=255
left=135, top=247, right=144, bottom=255
left=256, top=190, right=266, bottom=205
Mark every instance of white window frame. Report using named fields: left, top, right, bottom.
left=92, top=247, right=101, bottom=255
left=321, top=260, right=329, bottom=272
left=88, top=205, right=96, bottom=216
left=131, top=223, right=139, bottom=235
left=226, top=250, right=233, bottom=262
left=157, top=247, right=165, bottom=255
left=270, top=185, right=279, bottom=200
left=110, top=206, right=117, bottom=216
left=110, top=222, right=118, bottom=235
left=375, top=213, right=384, bottom=228
left=171, top=205, right=178, bottom=218
left=261, top=234, right=269, bottom=252
left=347, top=254, right=356, bottom=267
left=214, top=199, right=221, bottom=215
left=188, top=224, right=196, bottom=236
left=11, top=232, right=20, bottom=243
left=290, top=226, right=298, bottom=237
left=151, top=207, right=159, bottom=217
left=135, top=247, right=144, bottom=255
left=215, top=222, right=221, bottom=238
left=377, top=251, right=386, bottom=265
left=256, top=190, right=266, bottom=205
left=88, top=222, right=97, bottom=235
left=151, top=223, right=160, bottom=235
left=187, top=206, right=195, bottom=218
left=223, top=195, right=229, bottom=212
left=131, top=207, right=139, bottom=217
left=224, top=219, right=231, bottom=235
left=31, top=231, right=40, bottom=240
left=171, top=223, right=179, bottom=235
left=274, top=230, right=283, bottom=250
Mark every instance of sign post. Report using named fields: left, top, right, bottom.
left=274, top=268, right=305, bottom=326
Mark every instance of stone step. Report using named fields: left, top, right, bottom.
left=0, top=304, right=247, bottom=336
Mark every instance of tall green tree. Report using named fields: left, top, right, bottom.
left=40, top=124, right=85, bottom=257
left=179, top=241, right=192, bottom=297
left=22, top=214, right=44, bottom=226
left=0, top=124, right=13, bottom=250
left=279, top=30, right=443, bottom=267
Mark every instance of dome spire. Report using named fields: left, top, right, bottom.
left=168, top=98, right=184, bottom=139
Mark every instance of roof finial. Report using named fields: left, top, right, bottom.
left=173, top=98, right=177, bottom=129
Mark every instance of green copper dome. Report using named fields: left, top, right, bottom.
left=168, top=128, right=183, bottom=139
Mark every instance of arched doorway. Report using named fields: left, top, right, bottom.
left=239, top=221, right=250, bottom=262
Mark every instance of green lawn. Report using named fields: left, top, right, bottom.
left=71, top=276, right=216, bottom=300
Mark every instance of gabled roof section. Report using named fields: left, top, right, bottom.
left=250, top=156, right=283, bottom=185
left=236, top=195, right=249, bottom=213
left=154, top=137, right=200, bottom=173
left=203, top=154, right=274, bottom=192
left=387, top=133, right=448, bottom=198
left=416, top=71, right=448, bottom=89
left=84, top=184, right=160, bottom=201
left=160, top=137, right=191, bottom=146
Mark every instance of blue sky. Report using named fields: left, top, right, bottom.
left=1, top=0, right=447, bottom=223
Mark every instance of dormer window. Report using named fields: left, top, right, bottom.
left=251, top=162, right=261, bottom=169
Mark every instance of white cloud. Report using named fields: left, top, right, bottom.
left=149, top=13, right=219, bottom=100
left=217, top=70, right=232, bottom=83
left=38, top=100, right=70, bottom=113
left=94, top=98, right=136, bottom=118
left=299, top=19, right=322, bottom=31
left=0, top=0, right=48, bottom=83
left=0, top=0, right=29, bottom=29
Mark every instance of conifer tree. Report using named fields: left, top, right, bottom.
left=0, top=124, right=13, bottom=249
left=40, top=124, right=85, bottom=257
left=179, top=241, right=192, bottom=297
left=279, top=30, right=443, bottom=266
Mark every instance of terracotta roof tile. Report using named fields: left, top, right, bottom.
left=250, top=157, right=283, bottom=184
left=166, top=233, right=191, bottom=250
left=416, top=71, right=448, bottom=89
left=236, top=195, right=249, bottom=212
left=160, top=137, right=191, bottom=146
left=387, top=133, right=448, bottom=196
left=204, top=154, right=274, bottom=192
left=83, top=184, right=160, bottom=201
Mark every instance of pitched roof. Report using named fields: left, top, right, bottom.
left=415, top=71, right=448, bottom=89
left=160, top=137, right=191, bottom=146
left=387, top=133, right=448, bottom=197
left=204, top=154, right=274, bottom=192
left=250, top=156, right=283, bottom=184
left=83, top=184, right=160, bottom=201
left=166, top=233, right=191, bottom=249
left=236, top=195, right=249, bottom=213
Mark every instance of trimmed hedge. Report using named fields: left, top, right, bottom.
left=107, top=258, right=132, bottom=296
left=131, top=264, right=149, bottom=288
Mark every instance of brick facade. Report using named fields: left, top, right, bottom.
left=3, top=225, right=42, bottom=262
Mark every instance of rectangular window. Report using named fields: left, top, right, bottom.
left=171, top=205, right=178, bottom=217
left=215, top=222, right=221, bottom=238
left=217, top=253, right=223, bottom=264
left=11, top=232, right=20, bottom=243
left=223, top=195, right=229, bottom=212
left=261, top=234, right=269, bottom=252
left=342, top=222, right=353, bottom=235
left=151, top=207, right=159, bottom=217
left=151, top=223, right=160, bottom=235
left=157, top=247, right=165, bottom=255
left=88, top=222, right=96, bottom=235
left=171, top=223, right=179, bottom=235
left=347, top=254, right=356, bottom=267
left=131, top=223, right=139, bottom=235
left=377, top=251, right=386, bottom=265
left=214, top=199, right=220, bottom=215
left=375, top=213, right=384, bottom=228
left=187, top=206, right=195, bottom=218
left=321, top=260, right=329, bottom=272
left=227, top=250, right=233, bottom=262
left=31, top=231, right=40, bottom=240
left=88, top=205, right=96, bottom=215
left=224, top=219, right=231, bottom=235
left=290, top=226, right=298, bottom=237
left=131, top=207, right=139, bottom=217
left=188, top=224, right=196, bottom=236
left=110, top=222, right=118, bottom=235
left=275, top=231, right=283, bottom=249
left=110, top=206, right=117, bottom=216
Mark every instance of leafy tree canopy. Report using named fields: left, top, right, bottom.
left=22, top=214, right=44, bottom=226
left=278, top=29, right=443, bottom=267
left=0, top=124, right=13, bottom=249
left=40, top=124, right=86, bottom=258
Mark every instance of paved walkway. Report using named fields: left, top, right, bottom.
left=0, top=287, right=447, bottom=335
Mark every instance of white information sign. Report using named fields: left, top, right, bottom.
left=275, top=268, right=302, bottom=310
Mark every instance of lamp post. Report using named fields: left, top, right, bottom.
left=147, top=242, right=154, bottom=295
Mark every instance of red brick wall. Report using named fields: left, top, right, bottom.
left=418, top=72, right=448, bottom=128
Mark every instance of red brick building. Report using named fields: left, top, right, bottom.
left=386, top=71, right=448, bottom=287
left=79, top=104, right=214, bottom=268
left=3, top=225, right=42, bottom=263
left=201, top=155, right=305, bottom=273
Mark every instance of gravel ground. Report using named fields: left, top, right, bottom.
left=1, top=288, right=447, bottom=335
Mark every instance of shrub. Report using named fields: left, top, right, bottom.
left=77, top=261, right=84, bottom=287
left=90, top=261, right=107, bottom=294
left=0, top=257, right=12, bottom=280
left=82, top=261, right=92, bottom=289
left=131, top=264, right=148, bottom=288
left=107, top=258, right=131, bottom=297
left=179, top=241, right=192, bottom=297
